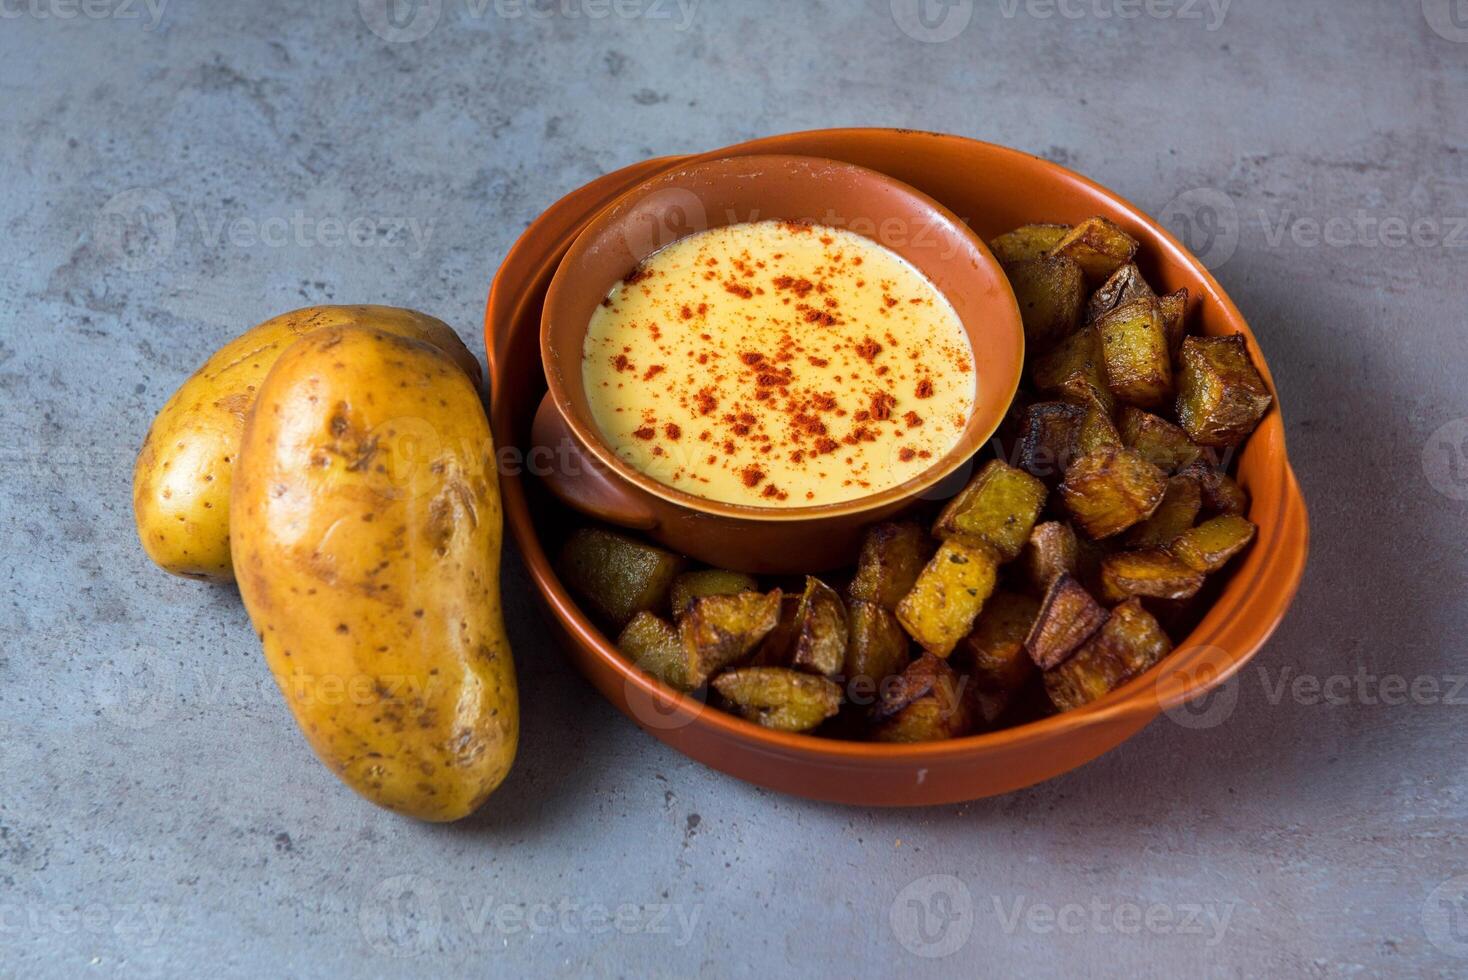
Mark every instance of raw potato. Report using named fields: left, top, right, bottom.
left=1097, top=298, right=1173, bottom=411
left=1005, top=256, right=1086, bottom=351
left=961, top=591, right=1040, bottom=725
left=1025, top=574, right=1108, bottom=670
left=931, top=460, right=1048, bottom=561
left=559, top=527, right=685, bottom=628
left=1044, top=599, right=1172, bottom=711
left=848, top=522, right=932, bottom=612
left=618, top=612, right=691, bottom=691
left=1060, top=447, right=1168, bottom=539
left=230, top=324, right=514, bottom=822
left=1171, top=515, right=1257, bottom=573
left=1126, top=473, right=1203, bottom=548
left=988, top=223, right=1070, bottom=265
left=1087, top=263, right=1155, bottom=323
left=1175, top=335, right=1274, bottom=447
left=872, top=654, right=973, bottom=742
left=1031, top=325, right=1114, bottom=415
left=679, top=590, right=783, bottom=688
left=1049, top=217, right=1139, bottom=286
left=895, top=539, right=999, bottom=657
left=1021, top=522, right=1079, bottom=593
left=844, top=600, right=910, bottom=686
left=670, top=569, right=760, bottom=618
left=1118, top=407, right=1203, bottom=474
left=133, top=305, right=479, bottom=581
left=1098, top=550, right=1205, bottom=603
left=713, top=667, right=842, bottom=733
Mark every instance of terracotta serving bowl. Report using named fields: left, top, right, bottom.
left=534, top=154, right=1023, bottom=573
left=485, top=129, right=1310, bottom=807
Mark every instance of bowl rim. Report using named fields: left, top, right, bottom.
left=538, top=152, right=1025, bottom=523
left=489, top=127, right=1310, bottom=765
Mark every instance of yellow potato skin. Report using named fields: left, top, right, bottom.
left=229, top=325, right=516, bottom=822
left=133, top=306, right=480, bottom=581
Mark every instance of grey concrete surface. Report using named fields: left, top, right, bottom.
left=1, top=0, right=1464, bottom=976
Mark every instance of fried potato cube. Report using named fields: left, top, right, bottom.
left=1031, top=325, right=1114, bottom=415
left=617, top=612, right=692, bottom=691
left=1182, top=462, right=1250, bottom=516
left=1086, top=263, right=1155, bottom=323
left=1059, top=447, right=1168, bottom=539
left=871, top=653, right=974, bottom=742
left=1025, top=573, right=1109, bottom=669
left=932, top=460, right=1048, bottom=561
left=896, top=539, right=1000, bottom=656
left=1126, top=473, right=1203, bottom=549
left=1005, top=256, right=1086, bottom=351
left=844, top=600, right=911, bottom=687
left=712, top=667, right=842, bottom=733
left=670, top=569, right=760, bottom=618
left=1018, top=401, right=1084, bottom=484
left=1175, top=335, right=1274, bottom=447
left=559, top=527, right=685, bottom=627
left=679, top=589, right=783, bottom=687
left=1118, top=406, right=1204, bottom=474
left=988, top=223, right=1070, bottom=265
left=1097, top=298, right=1173, bottom=411
left=1044, top=599, right=1172, bottom=711
left=1021, top=521, right=1079, bottom=593
left=1158, top=288, right=1190, bottom=356
left=960, top=591, right=1040, bottom=725
left=848, top=521, right=932, bottom=612
left=1170, top=515, right=1257, bottom=573
left=1049, top=216, right=1139, bottom=285
left=1076, top=402, right=1123, bottom=454
left=1098, top=549, right=1205, bottom=603
left=755, top=576, right=848, bottom=677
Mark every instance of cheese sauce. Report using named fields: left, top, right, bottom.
left=582, top=220, right=975, bottom=507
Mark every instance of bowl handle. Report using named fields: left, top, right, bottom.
left=530, top=393, right=659, bottom=531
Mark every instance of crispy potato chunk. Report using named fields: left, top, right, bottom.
left=559, top=528, right=685, bottom=627
left=1049, top=217, right=1138, bottom=285
left=679, top=590, right=783, bottom=687
left=1044, top=599, right=1172, bottom=711
left=1076, top=403, right=1123, bottom=454
left=1158, top=288, right=1190, bottom=356
left=618, top=612, right=692, bottom=691
left=1031, top=325, right=1114, bottom=415
left=872, top=653, right=974, bottom=742
left=988, top=223, right=1070, bottom=265
left=848, top=521, right=932, bottom=612
left=961, top=591, right=1040, bottom=725
left=1118, top=407, right=1204, bottom=474
left=755, top=577, right=848, bottom=677
left=1176, top=335, right=1273, bottom=447
left=713, top=667, right=842, bottom=733
left=1025, top=573, right=1109, bottom=669
left=1171, top=515, right=1257, bottom=573
left=932, top=460, right=1048, bottom=561
left=1005, top=256, right=1086, bottom=351
left=1059, top=447, right=1168, bottom=539
left=1021, top=521, right=1079, bottom=593
left=845, top=600, right=911, bottom=688
left=1098, top=549, right=1205, bottom=603
left=1018, top=401, right=1084, bottom=484
left=1087, top=263, right=1155, bottom=323
left=1182, top=462, right=1249, bottom=516
left=1097, top=298, right=1173, bottom=411
left=670, top=569, right=760, bottom=618
left=896, top=539, right=1000, bottom=657
left=1126, top=473, right=1203, bottom=548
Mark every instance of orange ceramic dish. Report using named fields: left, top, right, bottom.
left=485, top=129, right=1309, bottom=807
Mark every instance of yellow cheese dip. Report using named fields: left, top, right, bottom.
left=582, top=220, right=975, bottom=507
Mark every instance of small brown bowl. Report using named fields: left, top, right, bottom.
left=534, top=154, right=1023, bottom=573
left=486, top=129, right=1310, bottom=807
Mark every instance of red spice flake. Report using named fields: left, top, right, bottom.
left=680, top=305, right=694, bottom=320
left=904, top=411, right=924, bottom=428
left=732, top=421, right=752, bottom=436
left=870, top=392, right=897, bottom=421
left=651, top=446, right=665, bottom=457
left=695, top=389, right=718, bottom=415
left=910, top=297, right=924, bottom=305
left=756, top=371, right=792, bottom=388
left=772, top=275, right=815, bottom=297
left=876, top=366, right=889, bottom=377
left=852, top=256, right=864, bottom=266
left=854, top=410, right=871, bottom=423
left=812, top=393, right=838, bottom=411
left=915, top=378, right=935, bottom=399
left=802, top=308, right=838, bottom=326
left=723, top=440, right=736, bottom=455
left=664, top=423, right=682, bottom=440
left=697, top=303, right=708, bottom=315
left=919, top=450, right=932, bottom=459
left=740, top=466, right=766, bottom=488
left=706, top=454, right=717, bottom=465
left=601, top=297, right=614, bottom=308
left=814, top=437, right=839, bottom=455
left=632, top=426, right=656, bottom=440
left=855, top=337, right=883, bottom=362
left=883, top=295, right=899, bottom=308
left=790, top=450, right=806, bottom=463
left=820, top=235, right=834, bottom=246
left=792, top=413, right=827, bottom=437
left=898, top=447, right=917, bottom=462
left=624, top=265, right=653, bottom=285
left=696, top=353, right=709, bottom=364
left=807, top=356, right=829, bottom=368
left=779, top=219, right=813, bottom=234
left=739, top=351, right=765, bottom=366
left=642, top=364, right=665, bottom=381
left=612, top=353, right=632, bottom=372
left=761, top=484, right=788, bottom=501
left=724, top=280, right=754, bottom=299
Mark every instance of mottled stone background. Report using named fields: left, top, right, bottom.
left=1, top=0, right=1464, bottom=976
